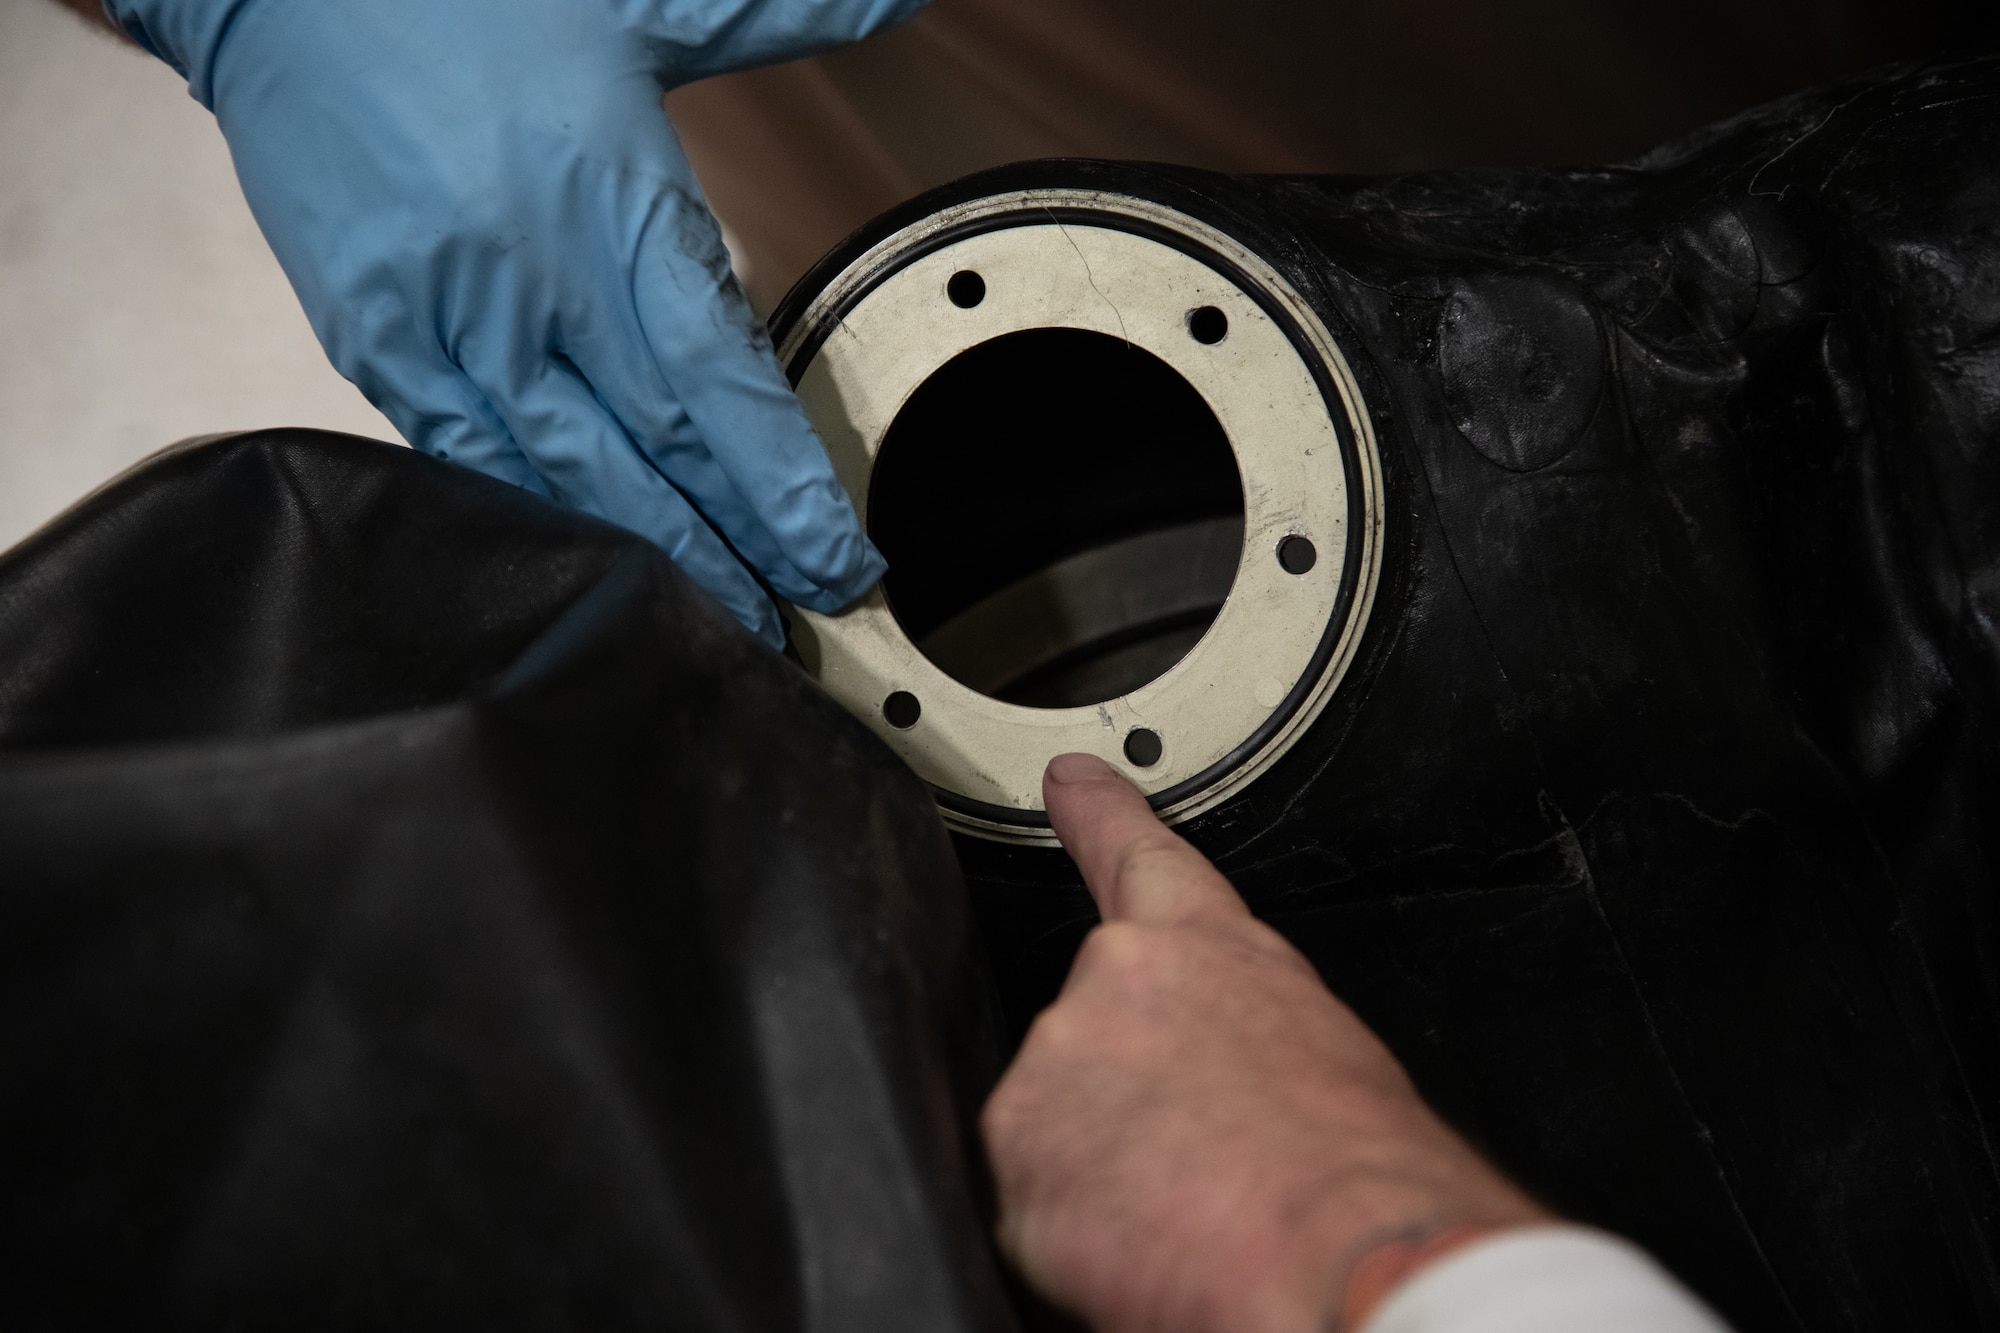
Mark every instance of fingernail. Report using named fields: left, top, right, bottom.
left=1046, top=752, right=1116, bottom=784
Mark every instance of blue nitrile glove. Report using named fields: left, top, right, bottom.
left=101, top=0, right=922, bottom=648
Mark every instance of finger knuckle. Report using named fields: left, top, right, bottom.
left=1109, top=834, right=1198, bottom=897
left=1076, top=921, right=1181, bottom=996
left=1023, top=1002, right=1088, bottom=1059
left=980, top=1085, right=1023, bottom=1147
left=1076, top=920, right=1148, bottom=973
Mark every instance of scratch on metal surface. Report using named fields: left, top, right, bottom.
left=1048, top=208, right=1130, bottom=346
left=1747, top=87, right=1872, bottom=201
left=1381, top=877, right=1569, bottom=910
left=1653, top=791, right=1776, bottom=832
left=1818, top=90, right=2000, bottom=198
left=1505, top=791, right=1618, bottom=881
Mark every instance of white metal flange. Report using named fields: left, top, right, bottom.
left=778, top=189, right=1383, bottom=845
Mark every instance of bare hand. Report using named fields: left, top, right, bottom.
left=981, top=753, right=1549, bottom=1333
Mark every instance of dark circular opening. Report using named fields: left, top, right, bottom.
left=1124, top=727, right=1164, bottom=767
left=1188, top=306, right=1229, bottom=345
left=1277, top=534, right=1317, bottom=575
left=947, top=271, right=987, bottom=309
left=882, top=690, right=922, bottom=729
left=869, top=327, right=1244, bottom=709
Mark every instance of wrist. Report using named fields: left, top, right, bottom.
left=98, top=0, right=246, bottom=106
left=1335, top=1223, right=1512, bottom=1331
left=1237, top=1163, right=1546, bottom=1333
left=1269, top=1145, right=1550, bottom=1333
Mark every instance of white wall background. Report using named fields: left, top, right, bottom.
left=0, top=2, right=397, bottom=554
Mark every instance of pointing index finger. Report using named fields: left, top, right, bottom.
left=1042, top=753, right=1250, bottom=928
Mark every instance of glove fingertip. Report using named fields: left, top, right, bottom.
left=681, top=555, right=787, bottom=651
left=748, top=599, right=787, bottom=652
left=688, top=565, right=786, bottom=650
left=788, top=536, right=886, bottom=614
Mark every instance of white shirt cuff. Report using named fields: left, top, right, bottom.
left=1359, top=1225, right=1733, bottom=1333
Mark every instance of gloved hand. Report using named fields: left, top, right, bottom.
left=101, top=0, right=920, bottom=647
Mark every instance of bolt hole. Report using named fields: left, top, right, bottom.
left=883, top=690, right=922, bottom=729
left=1277, top=535, right=1317, bottom=575
left=1187, top=306, right=1229, bottom=345
left=1123, top=727, right=1164, bottom=767
left=947, top=271, right=987, bottom=309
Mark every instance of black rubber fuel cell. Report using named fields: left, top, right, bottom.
left=761, top=55, right=2000, bottom=1333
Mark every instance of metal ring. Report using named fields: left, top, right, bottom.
left=779, top=190, right=1384, bottom=845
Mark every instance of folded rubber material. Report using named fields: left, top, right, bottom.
left=0, top=432, right=1015, bottom=1331
left=876, top=55, right=1996, bottom=1333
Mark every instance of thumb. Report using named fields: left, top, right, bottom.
left=1042, top=754, right=1250, bottom=927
